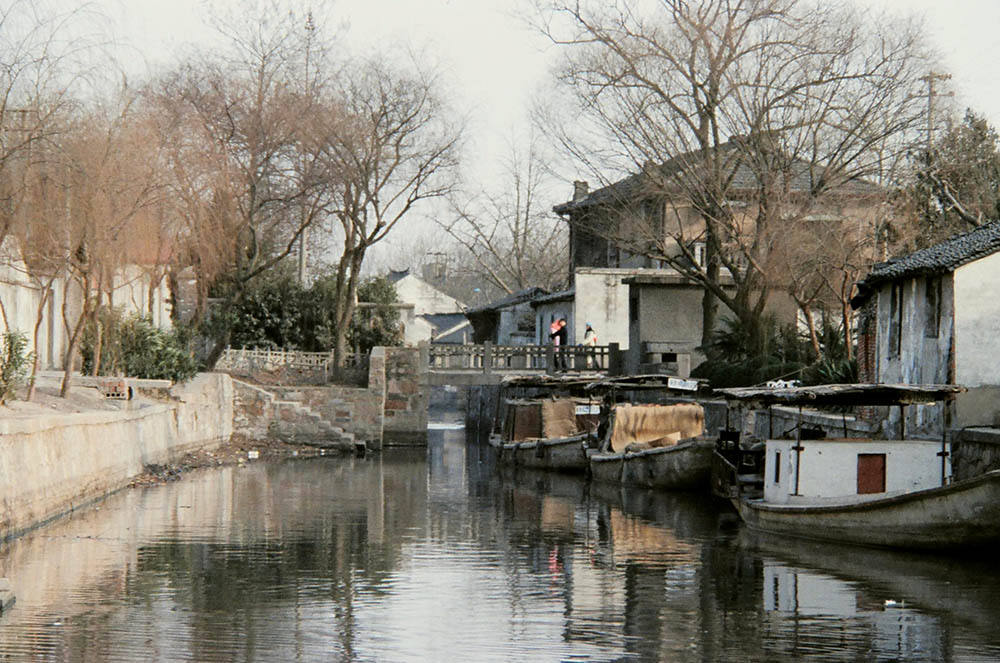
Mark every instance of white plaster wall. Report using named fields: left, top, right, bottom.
left=763, top=438, right=946, bottom=504
left=573, top=269, right=633, bottom=349
left=953, top=253, right=1000, bottom=388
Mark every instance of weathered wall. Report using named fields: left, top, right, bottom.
left=952, top=427, right=1000, bottom=480
left=574, top=268, right=632, bottom=349
left=381, top=347, right=429, bottom=446
left=231, top=346, right=428, bottom=450
left=0, top=373, right=233, bottom=542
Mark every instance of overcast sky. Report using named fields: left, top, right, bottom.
left=87, top=0, right=1000, bottom=268
left=96, top=0, right=1000, bottom=182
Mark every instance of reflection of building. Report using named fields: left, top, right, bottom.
left=763, top=563, right=945, bottom=660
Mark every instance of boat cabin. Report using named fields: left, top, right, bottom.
left=716, top=383, right=966, bottom=504
left=763, top=437, right=946, bottom=504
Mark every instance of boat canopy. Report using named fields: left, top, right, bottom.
left=585, top=374, right=707, bottom=394
left=499, top=374, right=602, bottom=389
left=714, top=383, right=965, bottom=408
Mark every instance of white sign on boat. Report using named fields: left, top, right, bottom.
left=575, top=404, right=601, bottom=415
left=667, top=377, right=699, bottom=392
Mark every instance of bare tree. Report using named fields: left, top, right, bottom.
left=320, top=56, right=462, bottom=368
left=441, top=136, right=568, bottom=295
left=534, top=0, right=929, bottom=351
left=154, top=5, right=337, bottom=363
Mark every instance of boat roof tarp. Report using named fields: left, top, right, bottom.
left=608, top=402, right=705, bottom=453
left=500, top=374, right=604, bottom=389
left=714, top=383, right=965, bottom=407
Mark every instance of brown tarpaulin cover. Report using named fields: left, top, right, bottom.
left=608, top=402, right=705, bottom=453
left=541, top=398, right=580, bottom=439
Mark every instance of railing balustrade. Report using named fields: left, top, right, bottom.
left=427, top=342, right=618, bottom=375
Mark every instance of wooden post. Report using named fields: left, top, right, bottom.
left=792, top=405, right=804, bottom=496
left=545, top=345, right=555, bottom=375
left=608, top=343, right=622, bottom=376
left=940, top=401, right=952, bottom=485
left=483, top=341, right=493, bottom=375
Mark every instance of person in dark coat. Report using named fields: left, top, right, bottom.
left=550, top=318, right=569, bottom=369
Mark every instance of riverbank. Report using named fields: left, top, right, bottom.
left=127, top=433, right=339, bottom=487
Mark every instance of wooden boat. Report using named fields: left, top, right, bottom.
left=589, top=437, right=714, bottom=490
left=714, top=383, right=1000, bottom=550
left=586, top=375, right=713, bottom=491
left=734, top=469, right=1000, bottom=549
left=488, top=374, right=604, bottom=473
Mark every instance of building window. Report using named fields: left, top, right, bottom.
left=774, top=451, right=781, bottom=484
left=924, top=276, right=941, bottom=338
left=888, top=283, right=903, bottom=358
left=692, top=242, right=706, bottom=268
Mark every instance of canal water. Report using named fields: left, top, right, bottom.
left=1, top=424, right=999, bottom=662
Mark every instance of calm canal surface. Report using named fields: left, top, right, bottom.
left=0, top=424, right=999, bottom=662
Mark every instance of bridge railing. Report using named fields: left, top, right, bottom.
left=427, top=342, right=621, bottom=375
left=216, top=347, right=366, bottom=383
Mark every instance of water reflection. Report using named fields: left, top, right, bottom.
left=0, top=425, right=995, bottom=661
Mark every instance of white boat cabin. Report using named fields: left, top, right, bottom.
left=763, top=438, right=949, bottom=504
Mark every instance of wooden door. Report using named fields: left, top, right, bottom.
left=857, top=453, right=886, bottom=494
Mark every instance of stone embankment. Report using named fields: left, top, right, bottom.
left=0, top=373, right=233, bottom=543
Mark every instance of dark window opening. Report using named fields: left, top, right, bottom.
left=888, top=283, right=903, bottom=358
left=924, top=276, right=941, bottom=338
left=630, top=297, right=639, bottom=323
left=774, top=451, right=781, bottom=484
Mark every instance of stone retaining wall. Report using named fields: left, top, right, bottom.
left=0, top=373, right=233, bottom=542
left=952, top=427, right=1000, bottom=480
left=232, top=346, right=428, bottom=450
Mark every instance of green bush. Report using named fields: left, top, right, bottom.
left=0, top=331, right=32, bottom=404
left=83, top=312, right=199, bottom=383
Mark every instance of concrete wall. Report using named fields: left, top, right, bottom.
left=763, top=438, right=945, bottom=504
left=953, top=254, right=1000, bottom=426
left=573, top=268, right=634, bottom=349
left=626, top=281, right=704, bottom=374
left=952, top=427, right=1000, bottom=481
left=0, top=372, right=233, bottom=542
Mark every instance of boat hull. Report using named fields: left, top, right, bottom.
left=510, top=434, right=591, bottom=473
left=735, top=469, right=1000, bottom=549
left=589, top=438, right=714, bottom=490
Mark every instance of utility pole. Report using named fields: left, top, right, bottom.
left=919, top=71, right=954, bottom=154
left=297, top=12, right=316, bottom=286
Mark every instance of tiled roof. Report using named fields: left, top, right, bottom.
left=529, top=288, right=575, bottom=306
left=852, top=220, right=1000, bottom=307
left=464, top=287, right=549, bottom=315
left=553, top=139, right=882, bottom=214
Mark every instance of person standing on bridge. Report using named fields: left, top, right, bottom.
left=583, top=323, right=597, bottom=368
left=550, top=318, right=568, bottom=370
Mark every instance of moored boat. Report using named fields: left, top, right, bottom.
left=586, top=376, right=713, bottom=491
left=488, top=374, right=604, bottom=473
left=715, top=383, right=1000, bottom=550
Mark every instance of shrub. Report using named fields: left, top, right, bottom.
left=83, top=312, right=199, bottom=383
left=0, top=331, right=32, bottom=404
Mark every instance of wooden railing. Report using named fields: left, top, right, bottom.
left=427, top=342, right=621, bottom=375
